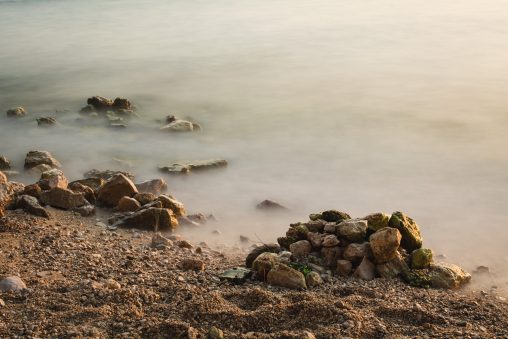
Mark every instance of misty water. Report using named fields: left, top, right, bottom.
left=1, top=0, right=507, bottom=291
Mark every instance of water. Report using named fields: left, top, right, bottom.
left=1, top=0, right=507, bottom=290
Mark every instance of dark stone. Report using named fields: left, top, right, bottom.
left=245, top=244, right=281, bottom=268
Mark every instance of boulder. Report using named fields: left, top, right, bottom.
left=337, top=220, right=368, bottom=243
left=309, top=213, right=323, bottom=221
left=69, top=177, right=104, bottom=192
left=321, top=210, right=351, bottom=223
left=430, top=262, right=471, bottom=289
left=388, top=212, right=423, bottom=252
left=38, top=169, right=68, bottom=190
left=323, top=223, right=338, bottom=233
left=158, top=159, right=228, bottom=175
left=305, top=271, right=323, bottom=287
left=245, top=244, right=281, bottom=268
left=343, top=242, right=371, bottom=264
left=19, top=184, right=42, bottom=198
left=133, top=192, right=156, bottom=205
left=24, top=150, right=61, bottom=170
left=87, top=96, right=113, bottom=111
left=266, top=263, right=307, bottom=289
left=289, top=240, right=312, bottom=259
left=0, top=156, right=11, bottom=170
left=286, top=225, right=309, bottom=240
left=277, top=236, right=297, bottom=249
left=336, top=260, right=353, bottom=276
left=157, top=195, right=186, bottom=217
left=354, top=257, right=376, bottom=281
left=160, top=119, right=194, bottom=132
left=369, top=227, right=402, bottom=263
left=97, top=174, right=138, bottom=207
left=0, top=276, right=27, bottom=292
left=115, top=196, right=141, bottom=212
left=256, top=200, right=288, bottom=211
left=68, top=182, right=96, bottom=204
left=39, top=187, right=87, bottom=210
left=307, top=232, right=324, bottom=249
left=376, top=252, right=409, bottom=279
left=252, top=252, right=279, bottom=280
left=6, top=107, right=26, bottom=117
left=116, top=207, right=178, bottom=232
left=84, top=169, right=134, bottom=181
left=136, top=178, right=167, bottom=195
left=322, top=234, right=340, bottom=247
left=305, top=219, right=326, bottom=232
left=320, top=246, right=342, bottom=267
left=364, top=213, right=390, bottom=233
left=112, top=97, right=132, bottom=110
left=16, top=195, right=50, bottom=218
left=411, top=248, right=433, bottom=269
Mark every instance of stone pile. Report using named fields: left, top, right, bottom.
left=247, top=210, right=471, bottom=290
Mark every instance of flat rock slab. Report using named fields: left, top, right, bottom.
left=158, top=159, right=227, bottom=175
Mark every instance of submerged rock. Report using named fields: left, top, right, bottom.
left=256, top=200, right=288, bottom=211
left=0, top=156, right=11, bottom=171
left=136, top=178, right=167, bottom=195
left=6, top=107, right=26, bottom=117
left=369, top=227, right=401, bottom=263
left=266, top=263, right=307, bottom=289
left=40, top=187, right=87, bottom=210
left=158, top=159, right=228, bottom=175
left=430, top=262, right=471, bottom=289
left=24, top=150, right=61, bottom=170
left=389, top=211, right=423, bottom=252
left=160, top=119, right=195, bottom=132
left=112, top=97, right=132, bottom=110
left=411, top=248, right=433, bottom=269
left=36, top=117, right=57, bottom=126
left=97, top=174, right=138, bottom=207
left=16, top=195, right=50, bottom=218
left=86, top=96, right=113, bottom=111
left=84, top=169, right=134, bottom=181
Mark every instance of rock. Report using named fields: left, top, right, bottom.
left=286, top=225, right=309, bottom=240
left=369, top=227, right=402, bottom=263
left=277, top=236, right=297, bottom=249
left=364, top=213, right=390, bottom=233
left=157, top=195, right=186, bottom=217
left=68, top=182, right=96, bottom=204
left=160, top=119, right=194, bottom=132
left=411, top=248, right=433, bottom=269
left=105, top=278, right=121, bottom=290
left=252, top=252, right=279, bottom=280
left=133, top=192, right=155, bottom=205
left=305, top=271, right=323, bottom=287
left=177, top=240, right=193, bottom=249
left=6, top=107, right=26, bottom=117
left=305, top=219, right=326, bottom=232
left=256, top=200, right=288, bottom=211
left=307, top=232, right=324, bottom=249
left=218, top=267, right=252, bottom=284
left=40, top=187, right=87, bottom=210
left=245, top=244, right=281, bottom=268
left=180, top=258, right=205, bottom=271
left=336, top=260, right=353, bottom=276
left=430, top=262, right=471, bottom=289
left=289, top=240, right=312, bottom=259
left=84, top=169, right=135, bottom=181
left=388, top=212, right=423, bottom=252
left=112, top=97, right=131, bottom=110
left=151, top=232, right=173, bottom=248
left=69, top=177, right=105, bottom=192
left=16, top=195, right=50, bottom=218
left=309, top=213, right=323, bottom=221
left=24, top=150, right=61, bottom=170
left=116, top=207, right=178, bottom=232
left=0, top=276, right=27, bottom=292
left=323, top=223, right=338, bottom=233
left=87, top=96, right=113, bottom=111
left=115, top=196, right=141, bottom=212
left=208, top=326, right=224, bottom=339
left=136, top=178, right=167, bottom=195
left=321, top=210, right=351, bottom=223
left=0, top=156, right=11, bottom=170
left=322, top=234, right=340, bottom=247
left=19, top=184, right=42, bottom=198
left=187, top=213, right=208, bottom=224
left=165, top=115, right=176, bottom=124
left=343, top=242, right=371, bottom=264
left=72, top=204, right=96, bottom=217
left=277, top=251, right=292, bottom=264
left=320, top=246, right=342, bottom=267
left=337, top=219, right=368, bottom=243
left=376, top=252, right=409, bottom=279
left=158, top=159, right=228, bottom=175
left=97, top=174, right=138, bottom=207
left=354, top=257, right=376, bottom=281
left=266, top=263, right=307, bottom=289
left=0, top=173, right=24, bottom=217
left=36, top=117, right=57, bottom=126
left=38, top=169, right=68, bottom=190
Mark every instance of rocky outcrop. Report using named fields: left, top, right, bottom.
left=97, top=174, right=138, bottom=207
left=24, top=151, right=61, bottom=170
left=389, top=211, right=423, bottom=252
left=158, top=159, right=228, bottom=175
left=39, top=188, right=87, bottom=210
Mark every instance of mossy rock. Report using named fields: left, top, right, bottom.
left=401, top=269, right=432, bottom=288
left=321, top=210, right=351, bottom=223
left=364, top=213, right=390, bottom=233
left=309, top=213, right=323, bottom=221
left=286, top=225, right=309, bottom=240
left=277, top=236, right=297, bottom=249
left=411, top=248, right=433, bottom=269
left=388, top=212, right=423, bottom=252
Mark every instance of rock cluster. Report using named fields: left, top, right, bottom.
left=247, top=210, right=471, bottom=290
left=79, top=96, right=137, bottom=128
